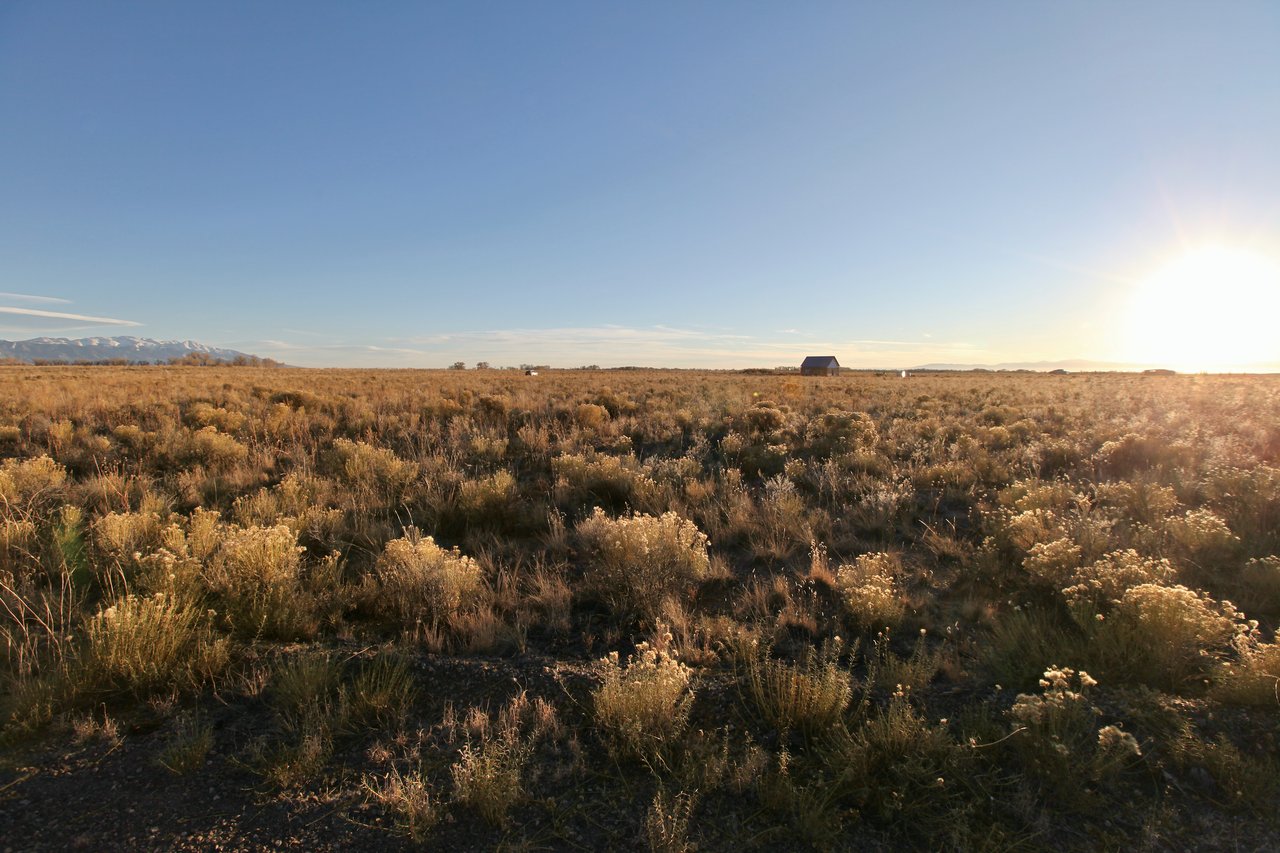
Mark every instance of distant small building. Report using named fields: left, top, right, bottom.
left=800, top=355, right=840, bottom=376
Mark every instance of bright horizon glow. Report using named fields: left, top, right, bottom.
left=1125, top=245, right=1280, bottom=372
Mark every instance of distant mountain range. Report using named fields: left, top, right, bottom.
left=0, top=336, right=261, bottom=364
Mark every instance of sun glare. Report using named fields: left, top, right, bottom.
left=1126, top=245, right=1280, bottom=371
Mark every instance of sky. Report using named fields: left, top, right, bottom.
left=2, top=1, right=1279, bottom=369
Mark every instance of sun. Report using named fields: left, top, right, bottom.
left=1125, top=245, right=1280, bottom=371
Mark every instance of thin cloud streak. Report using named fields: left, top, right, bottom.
left=0, top=306, right=141, bottom=326
left=0, top=292, right=72, bottom=304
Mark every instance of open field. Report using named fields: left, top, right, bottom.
left=1, top=365, right=1278, bottom=851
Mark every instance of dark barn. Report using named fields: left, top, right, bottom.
left=800, top=355, right=840, bottom=376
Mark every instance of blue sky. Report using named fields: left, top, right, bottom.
left=2, top=1, right=1278, bottom=368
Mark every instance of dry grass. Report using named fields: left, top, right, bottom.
left=0, top=366, right=1278, bottom=847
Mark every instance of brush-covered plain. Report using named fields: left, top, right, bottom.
left=1, top=366, right=1278, bottom=850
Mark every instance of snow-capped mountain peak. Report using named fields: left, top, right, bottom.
left=0, top=336, right=264, bottom=364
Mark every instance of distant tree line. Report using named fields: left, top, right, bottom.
left=168, top=353, right=284, bottom=367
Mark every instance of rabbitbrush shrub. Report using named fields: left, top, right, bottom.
left=1097, top=584, right=1246, bottom=686
left=576, top=508, right=709, bottom=619
left=742, top=638, right=852, bottom=736
left=1008, top=667, right=1140, bottom=804
left=373, top=527, right=483, bottom=626
left=834, top=552, right=905, bottom=631
left=203, top=522, right=316, bottom=639
left=0, top=455, right=67, bottom=512
left=81, top=593, right=229, bottom=695
left=593, top=637, right=693, bottom=761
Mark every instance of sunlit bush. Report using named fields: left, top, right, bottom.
left=81, top=593, right=229, bottom=694
left=0, top=455, right=66, bottom=513
left=593, top=637, right=693, bottom=761
left=1099, top=584, right=1248, bottom=685
left=1022, top=538, right=1083, bottom=589
left=0, top=518, right=39, bottom=577
left=184, top=426, right=249, bottom=470
left=330, top=438, right=417, bottom=505
left=1241, top=556, right=1280, bottom=615
left=372, top=527, right=483, bottom=626
left=457, top=470, right=519, bottom=525
left=93, top=510, right=164, bottom=564
left=1213, top=634, right=1280, bottom=706
left=204, top=523, right=314, bottom=639
left=835, top=552, right=904, bottom=630
left=185, top=402, right=246, bottom=434
left=1061, top=549, right=1176, bottom=609
left=1163, top=508, right=1240, bottom=566
left=552, top=452, right=653, bottom=512
left=1009, top=666, right=1139, bottom=799
left=576, top=508, right=709, bottom=619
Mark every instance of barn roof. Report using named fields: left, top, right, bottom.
left=800, top=355, right=840, bottom=368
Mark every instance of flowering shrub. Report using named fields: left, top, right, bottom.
left=330, top=438, right=417, bottom=505
left=211, top=523, right=303, bottom=590
left=1009, top=666, right=1099, bottom=745
left=1100, top=584, right=1247, bottom=684
left=183, top=425, right=249, bottom=470
left=1022, top=538, right=1083, bottom=589
left=82, top=593, right=229, bottom=694
left=593, top=637, right=693, bottom=761
left=835, top=553, right=904, bottom=630
left=1242, top=556, right=1280, bottom=615
left=552, top=452, right=653, bottom=511
left=1094, top=481, right=1179, bottom=525
left=0, top=455, right=67, bottom=511
left=1164, top=508, right=1239, bottom=557
left=1199, top=464, right=1280, bottom=547
left=457, top=470, right=518, bottom=524
left=1009, top=666, right=1139, bottom=797
left=93, top=511, right=164, bottom=564
left=374, top=528, right=482, bottom=625
left=805, top=409, right=878, bottom=457
left=1213, top=635, right=1280, bottom=706
left=1061, top=549, right=1176, bottom=609
left=576, top=509, right=709, bottom=619
left=203, top=523, right=313, bottom=639
left=1001, top=508, right=1065, bottom=554
left=185, top=402, right=246, bottom=433
left=1002, top=479, right=1085, bottom=514
left=0, top=518, right=38, bottom=577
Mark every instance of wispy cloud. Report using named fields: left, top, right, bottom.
left=279, top=327, right=332, bottom=338
left=252, top=339, right=428, bottom=357
left=0, top=306, right=141, bottom=325
left=0, top=292, right=72, bottom=304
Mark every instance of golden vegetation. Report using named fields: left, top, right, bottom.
left=1, top=365, right=1279, bottom=847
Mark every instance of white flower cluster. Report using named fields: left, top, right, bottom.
left=1060, top=549, right=1176, bottom=608
left=835, top=552, right=904, bottom=629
